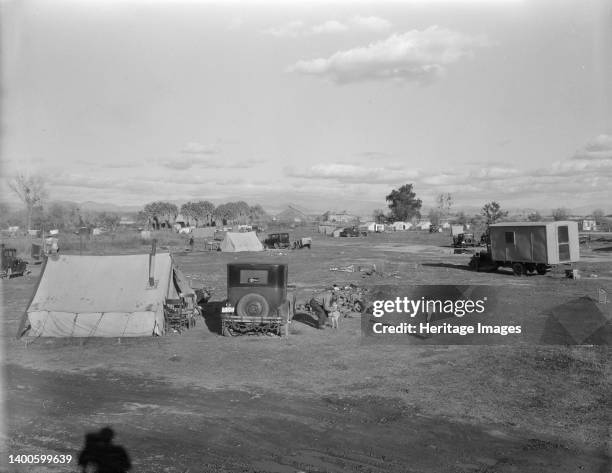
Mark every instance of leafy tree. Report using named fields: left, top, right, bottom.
left=481, top=201, right=508, bottom=225
left=527, top=211, right=542, bottom=222
left=552, top=208, right=569, bottom=221
left=180, top=201, right=215, bottom=227
left=143, top=201, right=178, bottom=229
left=386, top=184, right=422, bottom=222
left=96, top=212, right=121, bottom=232
left=232, top=201, right=251, bottom=224
left=213, top=203, right=235, bottom=226
left=248, top=204, right=269, bottom=224
left=8, top=173, right=48, bottom=230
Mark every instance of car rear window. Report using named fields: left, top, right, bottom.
left=239, top=270, right=269, bottom=285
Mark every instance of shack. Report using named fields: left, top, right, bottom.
left=488, top=221, right=579, bottom=274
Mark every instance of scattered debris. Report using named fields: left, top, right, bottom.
left=330, top=264, right=355, bottom=272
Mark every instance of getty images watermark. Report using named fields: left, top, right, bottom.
left=361, top=285, right=610, bottom=345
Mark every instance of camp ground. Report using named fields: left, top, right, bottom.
left=17, top=252, right=196, bottom=337
left=3, top=228, right=611, bottom=473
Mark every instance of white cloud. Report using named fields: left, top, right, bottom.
left=180, top=141, right=219, bottom=155
left=262, top=20, right=306, bottom=38
left=572, top=134, right=612, bottom=160
left=285, top=163, right=419, bottom=183
left=264, top=16, right=392, bottom=38
left=311, top=20, right=348, bottom=34
left=288, top=26, right=491, bottom=84
left=349, top=16, right=392, bottom=32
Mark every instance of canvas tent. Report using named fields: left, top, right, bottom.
left=220, top=232, right=264, bottom=252
left=18, top=253, right=194, bottom=338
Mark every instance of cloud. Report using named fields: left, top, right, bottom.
left=349, top=16, right=392, bottom=32
left=285, top=163, right=419, bottom=184
left=262, top=20, right=306, bottom=38
left=180, top=142, right=219, bottom=155
left=264, top=16, right=392, bottom=38
left=288, top=26, right=491, bottom=84
left=311, top=20, right=349, bottom=34
left=572, top=134, right=612, bottom=160
left=283, top=134, right=612, bottom=210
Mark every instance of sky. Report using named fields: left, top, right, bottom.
left=1, top=0, right=611, bottom=216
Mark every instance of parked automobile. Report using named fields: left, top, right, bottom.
left=1, top=244, right=27, bottom=278
left=263, top=233, right=290, bottom=249
left=339, top=227, right=360, bottom=237
left=220, top=263, right=293, bottom=336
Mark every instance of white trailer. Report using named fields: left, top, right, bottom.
left=485, top=221, right=579, bottom=275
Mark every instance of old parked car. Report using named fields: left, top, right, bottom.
left=263, top=233, right=290, bottom=249
left=1, top=244, right=27, bottom=278
left=220, top=263, right=293, bottom=336
left=339, top=227, right=360, bottom=237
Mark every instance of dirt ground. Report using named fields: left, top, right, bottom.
left=2, top=230, right=611, bottom=473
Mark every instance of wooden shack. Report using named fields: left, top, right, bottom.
left=488, top=221, right=579, bottom=266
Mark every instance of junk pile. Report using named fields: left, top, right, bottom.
left=329, top=262, right=401, bottom=279
left=296, top=284, right=368, bottom=315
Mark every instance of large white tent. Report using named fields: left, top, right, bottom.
left=18, top=253, right=194, bottom=337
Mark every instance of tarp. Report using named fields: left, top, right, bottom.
left=220, top=232, right=264, bottom=252
left=191, top=227, right=216, bottom=239
left=19, top=253, right=194, bottom=337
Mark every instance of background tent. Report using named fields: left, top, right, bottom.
left=220, top=232, right=263, bottom=252
left=18, top=253, right=194, bottom=337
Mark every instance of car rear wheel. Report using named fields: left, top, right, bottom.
left=236, top=293, right=270, bottom=318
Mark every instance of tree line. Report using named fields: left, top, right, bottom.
left=374, top=183, right=606, bottom=226
left=139, top=200, right=270, bottom=230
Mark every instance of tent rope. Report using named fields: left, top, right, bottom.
left=86, top=313, right=105, bottom=339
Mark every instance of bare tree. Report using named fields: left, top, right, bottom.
left=436, top=193, right=452, bottom=219
left=592, top=209, right=604, bottom=222
left=8, top=173, right=48, bottom=231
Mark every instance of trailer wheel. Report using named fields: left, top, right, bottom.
left=536, top=264, right=548, bottom=275
left=525, top=263, right=536, bottom=274
left=512, top=262, right=525, bottom=276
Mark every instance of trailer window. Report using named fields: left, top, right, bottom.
left=558, top=226, right=570, bottom=260
left=504, top=232, right=515, bottom=244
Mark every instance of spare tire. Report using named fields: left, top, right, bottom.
left=236, top=293, right=270, bottom=318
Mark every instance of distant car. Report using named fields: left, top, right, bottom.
left=453, top=233, right=476, bottom=247
left=221, top=263, right=293, bottom=336
left=263, top=233, right=290, bottom=249
left=1, top=244, right=27, bottom=278
left=292, top=237, right=312, bottom=249
left=339, top=227, right=360, bottom=237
